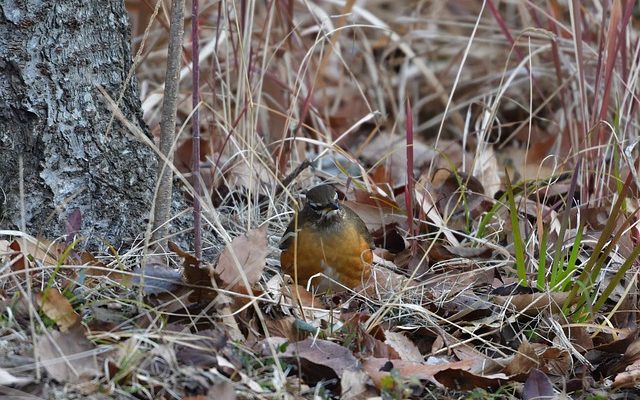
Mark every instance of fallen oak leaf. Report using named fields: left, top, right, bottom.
left=215, top=225, right=268, bottom=289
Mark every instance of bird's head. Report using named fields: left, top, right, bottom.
left=304, top=184, right=344, bottom=222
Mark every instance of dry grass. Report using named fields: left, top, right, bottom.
left=2, top=0, right=640, bottom=399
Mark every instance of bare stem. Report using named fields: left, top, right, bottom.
left=151, top=0, right=185, bottom=249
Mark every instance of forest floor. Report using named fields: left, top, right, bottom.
left=3, top=1, right=640, bottom=399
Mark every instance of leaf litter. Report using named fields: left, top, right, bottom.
left=3, top=1, right=640, bottom=399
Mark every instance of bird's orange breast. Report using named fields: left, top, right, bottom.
left=280, top=222, right=372, bottom=290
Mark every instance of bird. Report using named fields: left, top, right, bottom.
left=280, top=184, right=374, bottom=291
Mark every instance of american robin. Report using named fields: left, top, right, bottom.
left=280, top=184, right=374, bottom=291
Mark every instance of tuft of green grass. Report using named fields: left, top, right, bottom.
left=504, top=171, right=527, bottom=285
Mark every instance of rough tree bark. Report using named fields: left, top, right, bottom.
left=0, top=0, right=156, bottom=248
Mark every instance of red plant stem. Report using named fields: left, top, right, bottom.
left=596, top=1, right=634, bottom=146
left=486, top=0, right=543, bottom=98
left=405, top=96, right=414, bottom=242
left=192, top=0, right=202, bottom=260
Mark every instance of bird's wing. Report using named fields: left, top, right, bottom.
left=344, top=206, right=375, bottom=249
left=279, top=211, right=302, bottom=250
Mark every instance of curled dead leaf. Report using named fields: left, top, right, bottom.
left=170, top=241, right=217, bottom=303
left=504, top=340, right=539, bottom=376
left=36, top=288, right=79, bottom=332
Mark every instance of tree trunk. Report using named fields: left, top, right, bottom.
left=0, top=0, right=156, bottom=248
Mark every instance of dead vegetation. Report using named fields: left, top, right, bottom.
left=2, top=1, right=640, bottom=399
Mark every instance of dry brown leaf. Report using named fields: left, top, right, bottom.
left=565, top=325, right=594, bottom=353
left=216, top=225, right=268, bottom=289
left=363, top=357, right=475, bottom=388
left=354, top=328, right=400, bottom=360
left=362, top=266, right=413, bottom=299
left=8, top=238, right=61, bottom=268
left=263, top=316, right=306, bottom=342
left=473, top=145, right=502, bottom=197
left=522, top=369, right=555, bottom=400
left=276, top=338, right=361, bottom=387
left=35, top=326, right=100, bottom=383
left=360, top=134, right=436, bottom=187
left=7, top=239, right=32, bottom=271
left=414, top=179, right=460, bottom=246
left=427, top=324, right=490, bottom=365
left=613, top=357, right=640, bottom=389
left=342, top=199, right=406, bottom=233
left=281, top=283, right=325, bottom=310
left=607, top=337, right=640, bottom=377
left=491, top=292, right=571, bottom=316
left=360, top=136, right=466, bottom=187
left=433, top=368, right=508, bottom=391
left=81, top=251, right=122, bottom=281
left=213, top=293, right=245, bottom=342
left=497, top=144, right=558, bottom=183
left=36, top=288, right=79, bottom=332
left=593, top=327, right=638, bottom=352
left=173, top=329, right=227, bottom=368
left=340, top=368, right=370, bottom=399
left=225, top=158, right=274, bottom=195
left=505, top=340, right=539, bottom=376
left=170, top=241, right=217, bottom=303
left=384, top=331, right=423, bottom=362
left=539, top=346, right=571, bottom=376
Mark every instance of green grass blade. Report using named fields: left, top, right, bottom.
left=593, top=243, right=640, bottom=313
left=505, top=172, right=527, bottom=285
left=559, top=220, right=584, bottom=291
left=564, top=172, right=633, bottom=309
left=536, top=227, right=548, bottom=290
